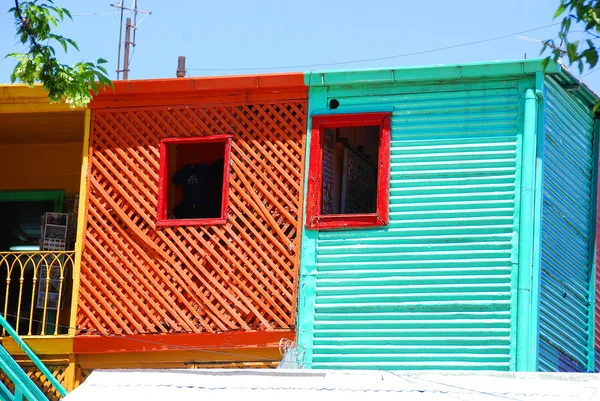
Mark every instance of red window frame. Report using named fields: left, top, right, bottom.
left=306, top=112, right=391, bottom=230
left=157, top=134, right=233, bottom=227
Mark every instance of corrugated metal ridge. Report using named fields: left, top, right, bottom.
left=306, top=59, right=560, bottom=87
left=538, top=76, right=595, bottom=372
left=310, top=84, right=520, bottom=370
left=555, top=64, right=600, bottom=108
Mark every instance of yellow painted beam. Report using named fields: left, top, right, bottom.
left=1, top=336, right=73, bottom=356
left=1, top=85, right=48, bottom=98
left=69, top=108, right=92, bottom=335
left=66, top=354, right=77, bottom=391
left=0, top=84, right=80, bottom=113
left=0, top=103, right=79, bottom=114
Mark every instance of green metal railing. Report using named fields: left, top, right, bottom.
left=0, top=313, right=67, bottom=400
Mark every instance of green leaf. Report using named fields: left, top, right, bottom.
left=586, top=49, right=599, bottom=68
left=555, top=2, right=568, bottom=18
left=7, top=2, right=112, bottom=108
left=66, top=38, right=79, bottom=51
left=567, top=41, right=578, bottom=63
left=53, top=7, right=64, bottom=20
left=565, top=17, right=572, bottom=32
left=586, top=19, right=595, bottom=30
left=541, top=57, right=550, bottom=71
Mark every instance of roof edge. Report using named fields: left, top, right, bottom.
left=305, top=59, right=561, bottom=87
left=0, top=84, right=82, bottom=113
left=95, top=72, right=306, bottom=96
left=89, top=72, right=307, bottom=109
left=555, top=63, right=600, bottom=108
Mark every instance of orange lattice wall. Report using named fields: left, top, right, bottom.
left=76, top=75, right=307, bottom=339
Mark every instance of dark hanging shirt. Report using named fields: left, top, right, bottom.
left=172, top=163, right=210, bottom=206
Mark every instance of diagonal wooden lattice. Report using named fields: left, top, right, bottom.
left=78, top=102, right=307, bottom=335
left=76, top=367, right=93, bottom=386
left=0, top=363, right=68, bottom=401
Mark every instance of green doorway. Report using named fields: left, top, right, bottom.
left=0, top=190, right=64, bottom=251
left=0, top=190, right=65, bottom=335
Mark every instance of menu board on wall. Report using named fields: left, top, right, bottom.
left=341, top=147, right=377, bottom=214
left=36, top=266, right=61, bottom=310
left=321, top=129, right=335, bottom=214
left=42, top=213, right=68, bottom=251
left=37, top=212, right=69, bottom=310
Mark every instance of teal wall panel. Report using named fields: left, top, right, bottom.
left=299, top=77, right=530, bottom=370
left=538, top=77, right=596, bottom=372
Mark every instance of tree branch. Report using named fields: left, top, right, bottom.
left=14, top=0, right=41, bottom=49
left=7, top=0, right=113, bottom=107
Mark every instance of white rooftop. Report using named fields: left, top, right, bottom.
left=63, top=369, right=600, bottom=401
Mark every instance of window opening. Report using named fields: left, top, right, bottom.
left=158, top=135, right=232, bottom=226
left=306, top=113, right=390, bottom=230
left=321, top=126, right=380, bottom=215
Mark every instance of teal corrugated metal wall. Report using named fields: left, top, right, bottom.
left=538, top=77, right=596, bottom=372
left=305, top=79, right=527, bottom=370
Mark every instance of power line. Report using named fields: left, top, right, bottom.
left=188, top=22, right=561, bottom=72
left=71, top=11, right=129, bottom=17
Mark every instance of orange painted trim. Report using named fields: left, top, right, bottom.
left=73, top=330, right=295, bottom=354
left=290, top=101, right=309, bottom=323
left=89, top=73, right=307, bottom=109
left=76, top=347, right=281, bottom=368
left=90, top=91, right=308, bottom=110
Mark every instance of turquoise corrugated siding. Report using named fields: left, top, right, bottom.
left=538, top=77, right=595, bottom=372
left=309, top=80, right=524, bottom=370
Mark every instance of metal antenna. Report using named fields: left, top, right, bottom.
left=114, top=0, right=124, bottom=80
left=518, top=35, right=566, bottom=57
left=111, top=1, right=151, bottom=80
left=132, top=0, right=138, bottom=45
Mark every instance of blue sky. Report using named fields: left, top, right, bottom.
left=2, top=0, right=599, bottom=93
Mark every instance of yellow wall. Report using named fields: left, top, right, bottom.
left=0, top=143, right=82, bottom=192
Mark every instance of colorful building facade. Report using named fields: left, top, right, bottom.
left=0, top=74, right=309, bottom=398
left=0, top=84, right=87, bottom=398
left=0, top=58, right=599, bottom=400
left=74, top=74, right=308, bottom=368
left=296, top=60, right=599, bottom=372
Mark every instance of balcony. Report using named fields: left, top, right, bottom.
left=0, top=251, right=75, bottom=336
left=0, top=89, right=85, bottom=339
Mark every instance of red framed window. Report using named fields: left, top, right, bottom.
left=306, top=112, right=391, bottom=230
left=157, top=134, right=233, bottom=227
